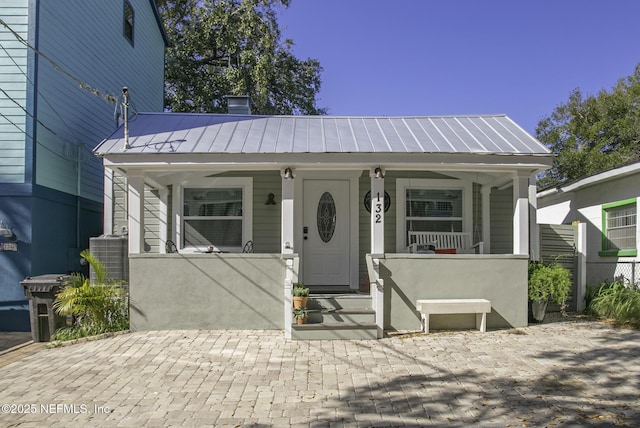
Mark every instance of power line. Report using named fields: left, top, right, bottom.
left=0, top=17, right=118, bottom=104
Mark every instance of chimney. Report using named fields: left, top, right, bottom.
left=225, top=95, right=252, bottom=115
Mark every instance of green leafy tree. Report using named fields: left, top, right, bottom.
left=156, top=0, right=326, bottom=115
left=536, top=64, right=640, bottom=188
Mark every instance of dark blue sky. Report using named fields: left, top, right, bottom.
left=279, top=0, right=640, bottom=134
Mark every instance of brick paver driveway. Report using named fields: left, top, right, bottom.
left=1, top=317, right=639, bottom=427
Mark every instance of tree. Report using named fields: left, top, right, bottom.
left=535, top=64, right=640, bottom=188
left=156, top=0, right=326, bottom=115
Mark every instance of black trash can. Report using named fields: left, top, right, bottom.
left=21, top=274, right=70, bottom=342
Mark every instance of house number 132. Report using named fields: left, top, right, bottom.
left=375, top=193, right=382, bottom=223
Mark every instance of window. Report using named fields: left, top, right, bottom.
left=406, top=188, right=463, bottom=233
left=123, top=1, right=134, bottom=45
left=396, top=179, right=472, bottom=251
left=601, top=199, right=637, bottom=257
left=181, top=178, right=252, bottom=252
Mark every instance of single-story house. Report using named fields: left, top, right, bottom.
left=93, top=98, right=552, bottom=339
left=537, top=161, right=640, bottom=288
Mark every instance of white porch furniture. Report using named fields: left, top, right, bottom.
left=408, top=231, right=484, bottom=254
left=415, top=299, right=491, bottom=333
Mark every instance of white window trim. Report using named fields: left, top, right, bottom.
left=395, top=178, right=472, bottom=252
left=174, top=177, right=252, bottom=253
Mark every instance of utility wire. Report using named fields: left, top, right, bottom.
left=0, top=17, right=118, bottom=104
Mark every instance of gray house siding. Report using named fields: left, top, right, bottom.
left=0, top=0, right=28, bottom=183
left=490, top=188, right=514, bottom=254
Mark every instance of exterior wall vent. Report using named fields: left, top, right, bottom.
left=225, top=95, right=252, bottom=115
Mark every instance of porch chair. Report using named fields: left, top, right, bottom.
left=165, top=240, right=178, bottom=253
left=242, top=240, right=253, bottom=253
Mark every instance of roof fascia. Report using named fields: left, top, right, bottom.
left=538, top=161, right=640, bottom=198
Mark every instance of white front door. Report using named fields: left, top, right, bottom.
left=302, top=179, right=351, bottom=286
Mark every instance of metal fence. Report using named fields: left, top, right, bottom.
left=587, top=261, right=640, bottom=287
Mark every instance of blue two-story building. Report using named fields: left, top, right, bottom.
left=0, top=0, right=167, bottom=330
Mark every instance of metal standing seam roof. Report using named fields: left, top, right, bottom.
left=93, top=113, right=551, bottom=156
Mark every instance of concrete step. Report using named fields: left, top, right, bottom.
left=307, top=294, right=372, bottom=310
left=307, top=308, right=375, bottom=324
left=291, top=322, right=378, bottom=340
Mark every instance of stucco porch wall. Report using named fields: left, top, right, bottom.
left=377, top=254, right=529, bottom=331
left=128, top=253, right=286, bottom=331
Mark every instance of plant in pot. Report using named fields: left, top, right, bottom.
left=292, top=283, right=309, bottom=310
left=528, top=261, right=571, bottom=322
left=293, top=307, right=308, bottom=324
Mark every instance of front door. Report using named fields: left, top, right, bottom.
left=302, top=179, right=350, bottom=286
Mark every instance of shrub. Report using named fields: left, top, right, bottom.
left=52, top=250, right=128, bottom=340
left=528, top=261, right=572, bottom=304
left=589, top=280, right=640, bottom=327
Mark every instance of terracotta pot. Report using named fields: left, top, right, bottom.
left=295, top=316, right=308, bottom=325
left=293, top=296, right=308, bottom=310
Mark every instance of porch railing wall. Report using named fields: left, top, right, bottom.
left=367, top=253, right=529, bottom=332
left=128, top=253, right=287, bottom=331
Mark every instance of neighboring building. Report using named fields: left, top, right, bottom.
left=94, top=107, right=552, bottom=338
left=0, top=0, right=167, bottom=330
left=537, top=161, right=640, bottom=287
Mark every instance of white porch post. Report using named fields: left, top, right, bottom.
left=481, top=185, right=491, bottom=254
left=513, top=173, right=530, bottom=256
left=171, top=184, right=181, bottom=248
left=103, top=167, right=114, bottom=235
left=281, top=168, right=295, bottom=254
left=529, top=174, right=540, bottom=261
left=370, top=167, right=385, bottom=339
left=127, top=174, right=145, bottom=254
left=158, top=188, right=168, bottom=253
left=281, top=168, right=295, bottom=338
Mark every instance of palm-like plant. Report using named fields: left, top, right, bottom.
left=53, top=250, right=128, bottom=338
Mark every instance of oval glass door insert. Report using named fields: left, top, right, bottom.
left=317, top=192, right=337, bottom=243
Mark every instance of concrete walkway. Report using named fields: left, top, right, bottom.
left=0, top=317, right=639, bottom=427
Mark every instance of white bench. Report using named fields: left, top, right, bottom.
left=408, top=231, right=484, bottom=254
left=415, top=299, right=491, bottom=333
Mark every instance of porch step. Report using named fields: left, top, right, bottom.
left=291, top=322, right=378, bottom=340
left=292, top=293, right=377, bottom=340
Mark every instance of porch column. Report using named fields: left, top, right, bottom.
left=171, top=184, right=181, bottom=248
left=529, top=174, right=540, bottom=260
left=370, top=167, right=385, bottom=253
left=158, top=188, right=168, bottom=253
left=370, top=167, right=385, bottom=339
left=481, top=185, right=491, bottom=254
left=103, top=167, right=114, bottom=235
left=127, top=174, right=145, bottom=254
left=282, top=168, right=295, bottom=338
left=281, top=168, right=295, bottom=254
left=513, top=173, right=530, bottom=255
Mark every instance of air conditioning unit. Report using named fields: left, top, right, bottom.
left=89, top=235, right=129, bottom=282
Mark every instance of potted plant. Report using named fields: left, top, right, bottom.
left=293, top=307, right=308, bottom=324
left=292, top=283, right=309, bottom=310
left=528, top=261, right=572, bottom=322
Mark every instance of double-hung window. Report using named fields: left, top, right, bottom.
left=396, top=179, right=471, bottom=251
left=181, top=178, right=252, bottom=252
left=123, top=1, right=135, bottom=45
left=601, top=199, right=637, bottom=257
